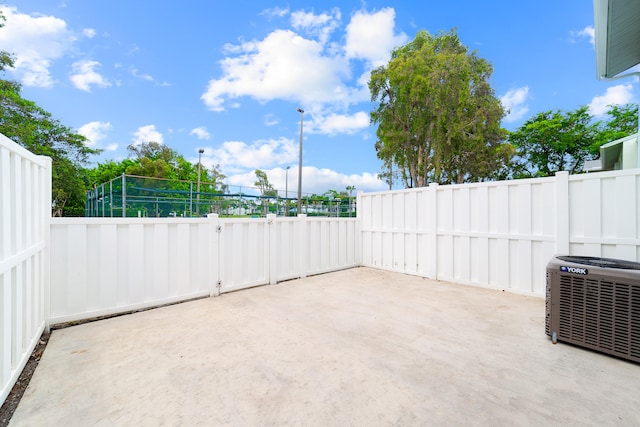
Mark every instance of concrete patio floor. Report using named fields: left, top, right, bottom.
left=10, top=267, right=640, bottom=426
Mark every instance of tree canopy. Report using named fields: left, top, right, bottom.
left=369, top=29, right=510, bottom=187
left=594, top=103, right=638, bottom=147
left=0, top=79, right=101, bottom=215
left=86, top=142, right=227, bottom=189
left=126, top=141, right=196, bottom=181
left=507, top=104, right=638, bottom=178
left=507, top=107, right=596, bottom=177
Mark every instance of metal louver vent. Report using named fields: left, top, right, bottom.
left=546, top=255, right=640, bottom=363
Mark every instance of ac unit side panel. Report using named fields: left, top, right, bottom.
left=545, top=270, right=551, bottom=336
left=546, top=270, right=560, bottom=339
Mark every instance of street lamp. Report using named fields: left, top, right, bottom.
left=285, top=165, right=290, bottom=216
left=346, top=185, right=355, bottom=217
left=296, top=108, right=304, bottom=216
left=197, top=148, right=204, bottom=216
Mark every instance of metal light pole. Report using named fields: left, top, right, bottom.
left=285, top=165, right=290, bottom=216
left=296, top=108, right=304, bottom=216
left=346, top=185, right=355, bottom=217
left=197, top=148, right=204, bottom=216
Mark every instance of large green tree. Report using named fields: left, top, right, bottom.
left=369, top=29, right=510, bottom=187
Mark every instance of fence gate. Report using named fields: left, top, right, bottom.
left=216, top=217, right=271, bottom=294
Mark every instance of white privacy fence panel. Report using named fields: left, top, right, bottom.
left=218, top=215, right=360, bottom=293
left=49, top=218, right=215, bottom=325
left=218, top=218, right=270, bottom=293
left=0, top=134, right=51, bottom=406
left=303, top=217, right=360, bottom=277
left=568, top=170, right=640, bottom=260
left=273, top=217, right=302, bottom=283
left=360, top=170, right=640, bottom=297
left=49, top=215, right=361, bottom=320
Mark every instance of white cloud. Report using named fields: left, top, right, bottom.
left=226, top=165, right=386, bottom=195
left=201, top=133, right=387, bottom=195
left=77, top=121, right=111, bottom=146
left=572, top=26, right=594, bottom=46
left=201, top=7, right=406, bottom=118
left=500, top=86, right=530, bottom=123
left=206, top=137, right=298, bottom=173
left=190, top=127, right=211, bottom=140
left=128, top=44, right=140, bottom=55
left=292, top=166, right=385, bottom=194
left=105, top=143, right=118, bottom=152
left=129, top=66, right=153, bottom=81
left=132, top=124, right=163, bottom=145
left=588, top=84, right=635, bottom=116
left=291, top=8, right=341, bottom=45
left=291, top=9, right=337, bottom=29
left=202, top=29, right=351, bottom=112
left=82, top=28, right=96, bottom=38
left=0, top=6, right=76, bottom=87
left=260, top=6, right=290, bottom=19
left=70, top=60, right=111, bottom=92
left=344, top=8, right=408, bottom=67
left=126, top=67, right=170, bottom=87
left=313, top=111, right=370, bottom=135
left=264, top=114, right=279, bottom=126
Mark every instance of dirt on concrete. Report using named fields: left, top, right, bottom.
left=0, top=333, right=50, bottom=427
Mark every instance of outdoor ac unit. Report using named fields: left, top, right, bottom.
left=546, top=255, right=640, bottom=363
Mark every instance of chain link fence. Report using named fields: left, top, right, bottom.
left=86, top=174, right=357, bottom=218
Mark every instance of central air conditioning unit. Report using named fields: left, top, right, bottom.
left=546, top=255, right=640, bottom=363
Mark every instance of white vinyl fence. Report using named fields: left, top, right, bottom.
left=49, top=215, right=360, bottom=324
left=5, top=123, right=640, bottom=409
left=0, top=134, right=51, bottom=405
left=359, top=170, right=640, bottom=296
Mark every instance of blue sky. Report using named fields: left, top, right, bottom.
left=0, top=1, right=632, bottom=195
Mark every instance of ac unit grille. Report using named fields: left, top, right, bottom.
left=545, top=271, right=552, bottom=336
left=556, top=274, right=640, bottom=362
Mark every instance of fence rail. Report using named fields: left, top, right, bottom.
left=0, top=134, right=52, bottom=406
